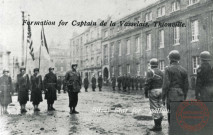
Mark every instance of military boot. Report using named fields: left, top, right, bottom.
left=149, top=119, right=162, bottom=131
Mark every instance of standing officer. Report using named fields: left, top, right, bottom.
left=196, top=51, right=213, bottom=101
left=0, top=69, right=13, bottom=114
left=98, top=74, right=103, bottom=91
left=111, top=74, right=116, bottom=91
left=91, top=75, right=96, bottom=91
left=16, top=67, right=30, bottom=113
left=162, top=50, right=189, bottom=124
left=43, top=67, right=57, bottom=111
left=30, top=68, right=43, bottom=111
left=83, top=75, right=89, bottom=92
left=144, top=58, right=164, bottom=131
left=65, top=63, right=82, bottom=114
left=117, top=75, right=122, bottom=91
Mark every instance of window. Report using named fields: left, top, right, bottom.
left=126, top=39, right=130, bottom=55
left=157, top=6, right=165, bottom=17
left=174, top=27, right=180, bottom=45
left=136, top=64, right=140, bottom=75
left=192, top=56, right=199, bottom=74
left=145, top=12, right=152, bottom=22
left=118, top=65, right=122, bottom=75
left=146, top=33, right=151, bottom=50
left=188, top=0, right=200, bottom=6
left=91, top=57, right=94, bottom=66
left=159, top=30, right=164, bottom=48
left=191, top=20, right=199, bottom=42
left=111, top=43, right=114, bottom=58
left=172, top=1, right=180, bottom=12
left=135, top=37, right=140, bottom=53
left=110, top=28, right=114, bottom=36
left=118, top=41, right=122, bottom=56
left=111, top=66, right=114, bottom=75
left=127, top=64, right=130, bottom=74
left=61, top=67, right=63, bottom=71
left=91, top=44, right=93, bottom=52
left=159, top=60, right=165, bottom=71
left=104, top=30, right=108, bottom=38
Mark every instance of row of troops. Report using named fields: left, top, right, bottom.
left=0, top=64, right=82, bottom=114
left=144, top=50, right=213, bottom=131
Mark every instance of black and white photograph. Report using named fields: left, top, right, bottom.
left=0, top=0, right=213, bottom=134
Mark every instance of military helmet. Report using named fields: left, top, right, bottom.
left=168, top=50, right=180, bottom=61
left=200, top=51, right=212, bottom=61
left=33, top=68, right=39, bottom=72
left=3, top=69, right=9, bottom=73
left=20, top=67, right=26, bottom=71
left=49, top=67, right=54, bottom=71
left=71, top=63, right=78, bottom=68
left=150, top=58, right=158, bottom=66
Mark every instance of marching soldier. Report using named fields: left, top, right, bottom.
left=62, top=77, right=66, bottom=93
left=111, top=74, right=116, bottom=91
left=65, top=64, right=82, bottom=114
left=196, top=51, right=213, bottom=101
left=98, top=75, right=103, bottom=91
left=30, top=68, right=43, bottom=111
left=144, top=58, right=164, bottom=131
left=16, top=67, right=30, bottom=113
left=83, top=75, right=89, bottom=92
left=91, top=75, right=96, bottom=91
left=162, top=50, right=189, bottom=124
left=57, top=76, right=62, bottom=94
left=0, top=69, right=13, bottom=114
left=117, top=75, right=122, bottom=91
left=43, top=67, right=57, bottom=111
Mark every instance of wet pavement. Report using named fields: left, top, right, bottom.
left=0, top=86, right=169, bottom=135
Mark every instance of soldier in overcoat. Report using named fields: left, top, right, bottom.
left=91, top=75, right=96, bottom=91
left=30, top=68, right=43, bottom=111
left=83, top=75, right=89, bottom=92
left=16, top=67, right=30, bottom=113
left=162, top=50, right=189, bottom=124
left=195, top=51, right=213, bottom=101
left=0, top=69, right=13, bottom=114
left=98, top=75, right=103, bottom=91
left=65, top=64, right=82, bottom=114
left=43, top=67, right=58, bottom=111
left=111, top=74, right=116, bottom=91
left=117, top=75, right=122, bottom=91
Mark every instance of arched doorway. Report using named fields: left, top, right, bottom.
left=103, top=67, right=109, bottom=82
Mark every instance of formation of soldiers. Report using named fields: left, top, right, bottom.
left=0, top=50, right=213, bottom=132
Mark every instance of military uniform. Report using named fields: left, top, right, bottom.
left=16, top=73, right=30, bottom=105
left=162, top=62, right=188, bottom=124
left=135, top=77, right=139, bottom=90
left=83, top=77, right=89, bottom=92
left=43, top=71, right=57, bottom=110
left=122, top=75, right=127, bottom=91
left=111, top=76, right=116, bottom=91
left=98, top=76, right=103, bottom=91
left=195, top=62, right=213, bottom=101
left=91, top=77, right=96, bottom=91
left=65, top=69, right=82, bottom=113
left=0, top=75, right=13, bottom=106
left=30, top=73, right=43, bottom=106
left=57, top=77, right=62, bottom=93
left=117, top=76, right=122, bottom=90
left=131, top=77, right=135, bottom=90
left=139, top=76, right=145, bottom=90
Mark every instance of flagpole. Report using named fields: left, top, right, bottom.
left=21, top=11, right=25, bottom=66
left=39, top=43, right=42, bottom=70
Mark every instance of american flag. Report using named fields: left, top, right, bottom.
left=27, top=16, right=35, bottom=61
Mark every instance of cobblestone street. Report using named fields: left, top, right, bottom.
left=0, top=86, right=170, bottom=135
